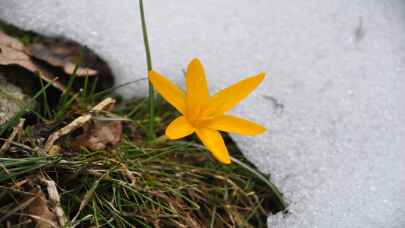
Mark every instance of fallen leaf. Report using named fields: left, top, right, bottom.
left=72, top=119, right=123, bottom=151
left=0, top=31, right=65, bottom=92
left=26, top=191, right=57, bottom=228
left=0, top=31, right=25, bottom=51
left=0, top=33, right=38, bottom=70
left=29, top=43, right=97, bottom=76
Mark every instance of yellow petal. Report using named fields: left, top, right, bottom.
left=165, top=116, right=195, bottom=140
left=195, top=128, right=231, bottom=164
left=202, top=115, right=266, bottom=135
left=185, top=58, right=209, bottom=120
left=205, top=73, right=265, bottom=116
left=149, top=71, right=186, bottom=114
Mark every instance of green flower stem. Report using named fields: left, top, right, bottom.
left=139, top=0, right=155, bottom=141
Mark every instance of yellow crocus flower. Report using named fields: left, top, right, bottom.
left=148, top=58, right=266, bottom=164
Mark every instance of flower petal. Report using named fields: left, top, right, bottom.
left=165, top=116, right=195, bottom=139
left=195, top=128, right=231, bottom=164
left=185, top=58, right=209, bottom=119
left=205, top=73, right=265, bottom=116
left=203, top=115, right=266, bottom=135
left=149, top=71, right=186, bottom=114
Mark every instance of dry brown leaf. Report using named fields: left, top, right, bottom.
left=0, top=31, right=66, bottom=92
left=72, top=120, right=123, bottom=151
left=26, top=191, right=58, bottom=228
left=0, top=32, right=25, bottom=51
left=0, top=35, right=38, bottom=70
left=29, top=43, right=98, bottom=76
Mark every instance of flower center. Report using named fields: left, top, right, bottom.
left=186, top=107, right=213, bottom=128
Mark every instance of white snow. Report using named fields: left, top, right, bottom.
left=1, top=1, right=405, bottom=227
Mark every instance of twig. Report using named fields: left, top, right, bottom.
left=0, top=118, right=25, bottom=155
left=40, top=177, right=67, bottom=227
left=44, top=97, right=115, bottom=152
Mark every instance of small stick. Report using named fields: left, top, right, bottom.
left=40, top=177, right=67, bottom=227
left=44, top=97, right=115, bottom=152
left=0, top=118, right=25, bottom=154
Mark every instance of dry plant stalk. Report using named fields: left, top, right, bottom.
left=40, top=177, right=67, bottom=227
left=0, top=118, right=25, bottom=154
left=44, top=97, right=116, bottom=152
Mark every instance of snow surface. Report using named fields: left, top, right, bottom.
left=1, top=1, right=405, bottom=227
